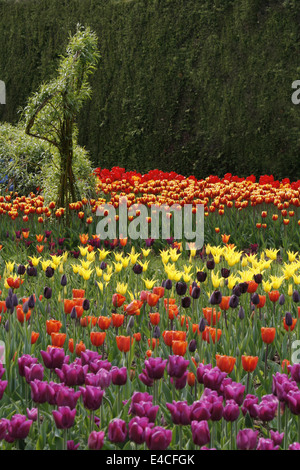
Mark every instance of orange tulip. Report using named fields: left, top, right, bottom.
left=187, top=372, right=195, bottom=387
left=202, top=327, right=222, bottom=344
left=148, top=338, right=159, bottom=350
left=172, top=340, right=187, bottom=356
left=261, top=327, right=276, bottom=344
left=75, top=341, right=86, bottom=357
left=268, top=291, right=280, bottom=303
left=247, top=281, right=258, bottom=294
left=133, top=332, right=141, bottom=342
left=64, top=299, right=75, bottom=314
left=72, top=289, right=85, bottom=299
left=112, top=313, right=124, bottom=328
left=149, top=312, right=160, bottom=325
left=125, top=300, right=142, bottom=316
left=221, top=234, right=230, bottom=243
left=202, top=308, right=221, bottom=326
left=51, top=333, right=66, bottom=347
left=36, top=234, right=44, bottom=242
left=219, top=296, right=230, bottom=311
left=98, top=316, right=112, bottom=330
left=166, top=304, right=179, bottom=320
left=256, top=295, right=266, bottom=309
left=241, top=355, right=259, bottom=372
left=68, top=338, right=74, bottom=353
left=147, top=293, right=160, bottom=307
left=90, top=331, right=106, bottom=347
left=79, top=234, right=89, bottom=245
left=281, top=359, right=290, bottom=373
left=112, top=293, right=126, bottom=308
left=283, top=317, right=297, bottom=332
left=153, top=287, right=164, bottom=298
left=16, top=305, right=31, bottom=324
left=216, top=354, right=236, bottom=374
left=119, top=237, right=128, bottom=247
left=31, top=332, right=39, bottom=345
left=0, top=301, right=6, bottom=313
left=46, top=319, right=62, bottom=335
left=116, top=335, right=133, bottom=353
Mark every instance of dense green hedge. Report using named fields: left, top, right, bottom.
left=0, top=0, right=300, bottom=179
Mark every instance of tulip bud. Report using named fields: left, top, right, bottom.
left=100, top=261, right=107, bottom=270
left=5, top=296, right=12, bottom=310
left=44, top=287, right=52, bottom=300
left=189, top=339, right=197, bottom=352
left=251, top=293, right=260, bottom=305
left=181, top=296, right=191, bottom=309
left=199, top=318, right=206, bottom=332
left=191, top=286, right=201, bottom=299
left=293, top=291, right=300, bottom=303
left=221, top=268, right=230, bottom=279
left=45, top=266, right=54, bottom=278
left=83, top=299, right=90, bottom=311
left=254, top=274, right=263, bottom=284
left=165, top=279, right=172, bottom=290
left=238, top=306, right=245, bottom=320
left=28, top=295, right=35, bottom=309
left=229, top=295, right=239, bottom=309
left=153, top=326, right=161, bottom=339
left=17, top=264, right=26, bottom=275
left=5, top=319, right=9, bottom=332
left=11, top=294, right=18, bottom=307
left=60, top=274, right=67, bottom=286
left=285, top=312, right=293, bottom=327
left=194, top=352, right=200, bottom=364
left=128, top=316, right=135, bottom=329
left=210, top=290, right=222, bottom=305
left=71, top=307, right=77, bottom=320
left=133, top=263, right=143, bottom=275
left=279, top=294, right=285, bottom=306
left=23, top=301, right=29, bottom=314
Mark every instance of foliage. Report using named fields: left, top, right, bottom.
left=0, top=122, right=52, bottom=194
left=0, top=0, right=300, bottom=179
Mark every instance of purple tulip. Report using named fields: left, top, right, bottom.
left=191, top=420, right=210, bottom=447
left=190, top=400, right=212, bottom=421
left=196, top=363, right=212, bottom=384
left=40, top=348, right=68, bottom=370
left=241, top=394, right=259, bottom=418
left=108, top=418, right=127, bottom=443
left=26, top=408, right=38, bottom=422
left=0, top=380, right=8, bottom=400
left=139, top=369, right=154, bottom=387
left=7, top=414, right=32, bottom=440
left=286, top=390, right=300, bottom=415
left=171, top=371, right=188, bottom=390
left=223, top=381, right=245, bottom=405
left=79, top=385, right=104, bottom=411
left=88, top=431, right=105, bottom=450
left=270, top=430, right=284, bottom=447
left=289, top=442, right=300, bottom=450
left=52, top=406, right=76, bottom=429
left=129, top=417, right=153, bottom=445
left=55, top=385, right=82, bottom=409
left=202, top=367, right=227, bottom=391
left=223, top=400, right=240, bottom=422
left=30, top=379, right=56, bottom=404
left=289, top=364, right=300, bottom=383
left=236, top=428, right=259, bottom=450
left=256, top=437, right=279, bottom=450
left=167, top=355, right=190, bottom=379
left=144, top=357, right=167, bottom=380
left=145, top=426, right=172, bottom=450
left=24, top=363, right=44, bottom=383
left=111, top=366, right=127, bottom=386
left=202, top=392, right=223, bottom=421
left=89, top=359, right=112, bottom=374
left=166, top=401, right=191, bottom=425
left=55, top=363, right=88, bottom=386
left=67, top=440, right=80, bottom=450
left=18, top=354, right=38, bottom=377
left=0, top=419, right=9, bottom=440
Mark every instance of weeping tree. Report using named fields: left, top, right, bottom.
left=24, top=25, right=100, bottom=221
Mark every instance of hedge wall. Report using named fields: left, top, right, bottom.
left=0, top=0, right=300, bottom=179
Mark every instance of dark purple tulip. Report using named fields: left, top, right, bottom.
left=133, top=263, right=143, bottom=275
left=189, top=339, right=197, bottom=353
left=191, top=286, right=201, bottom=299
left=251, top=293, right=260, bottom=305
left=197, top=271, right=207, bottom=283
left=17, top=264, right=26, bottom=275
left=285, top=312, right=293, bottom=327
left=181, top=296, right=191, bottom=309
left=223, top=400, right=240, bottom=422
left=28, top=294, right=35, bottom=309
left=229, top=295, right=239, bottom=309
left=238, top=306, right=245, bottom=320
left=165, top=279, right=172, bottom=290
left=44, top=287, right=52, bottom=300
left=129, top=417, right=153, bottom=445
left=108, top=418, right=127, bottom=443
left=0, top=380, right=8, bottom=400
left=236, top=428, right=258, bottom=450
left=166, top=401, right=191, bottom=425
left=199, top=318, right=207, bottom=333
left=254, top=274, right=262, bottom=284
left=60, top=274, right=67, bottom=286
left=40, top=348, right=67, bottom=370
left=83, top=299, right=90, bottom=311
left=11, top=294, right=18, bottom=307
left=52, top=406, right=76, bottom=429
left=279, top=294, right=285, bottom=306
left=293, top=291, right=300, bottom=303
left=145, top=426, right=172, bottom=450
left=209, top=290, right=222, bottom=305
left=8, top=414, right=32, bottom=440
left=79, top=385, right=104, bottom=411
left=206, top=259, right=215, bottom=270
left=191, top=420, right=210, bottom=447
left=176, top=282, right=187, bottom=296
left=239, top=282, right=249, bottom=294
left=145, top=357, right=167, bottom=380
left=111, top=366, right=127, bottom=386
left=0, top=419, right=9, bottom=440
left=167, top=355, right=189, bottom=378
left=256, top=438, right=279, bottom=450
left=30, top=380, right=56, bottom=405
left=221, top=268, right=230, bottom=279
left=232, top=285, right=241, bottom=297
left=24, top=363, right=44, bottom=383
left=88, top=431, right=105, bottom=450
left=45, top=266, right=54, bottom=278
left=153, top=326, right=160, bottom=339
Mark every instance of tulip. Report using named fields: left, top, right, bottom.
left=129, top=417, right=153, bottom=445
left=144, top=357, right=167, bottom=380
left=40, top=348, right=67, bottom=370
left=191, top=420, right=210, bottom=448
left=79, top=385, right=104, bottom=411
left=145, top=426, right=172, bottom=450
left=24, top=363, right=44, bottom=383
left=111, top=366, right=127, bottom=386
left=108, top=418, right=127, bottom=443
left=52, top=406, right=76, bottom=429
left=88, top=431, right=105, bottom=450
left=8, top=414, right=32, bottom=440
left=256, top=438, right=279, bottom=450
left=236, top=428, right=258, bottom=450
left=216, top=355, right=236, bottom=374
